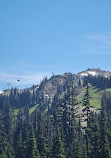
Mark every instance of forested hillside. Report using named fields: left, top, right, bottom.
left=1, top=69, right=111, bottom=157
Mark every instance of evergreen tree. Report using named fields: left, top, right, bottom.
left=34, top=108, right=48, bottom=157
left=3, top=104, right=14, bottom=158
left=82, top=81, right=91, bottom=124
left=100, top=92, right=111, bottom=158
left=26, top=124, right=40, bottom=158
left=78, top=79, right=81, bottom=86
left=32, top=85, right=36, bottom=105
left=87, top=112, right=101, bottom=158
left=0, top=114, right=9, bottom=158
left=51, top=127, right=65, bottom=158
left=82, top=81, right=91, bottom=158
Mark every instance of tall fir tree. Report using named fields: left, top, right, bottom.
left=26, top=124, right=40, bottom=158
left=51, top=126, right=66, bottom=158
left=82, top=81, right=91, bottom=158
left=100, top=92, right=111, bottom=158
left=0, top=113, right=9, bottom=158
left=3, top=103, right=14, bottom=158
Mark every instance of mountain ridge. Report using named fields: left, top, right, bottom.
left=78, top=68, right=111, bottom=78
left=1, top=68, right=111, bottom=96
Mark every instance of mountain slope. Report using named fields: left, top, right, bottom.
left=1, top=68, right=111, bottom=115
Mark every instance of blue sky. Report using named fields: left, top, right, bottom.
left=0, top=0, right=111, bottom=89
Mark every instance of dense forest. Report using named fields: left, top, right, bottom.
left=1, top=74, right=111, bottom=158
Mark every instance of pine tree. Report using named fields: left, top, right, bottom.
left=51, top=127, right=65, bottom=158
left=32, top=85, right=36, bottom=105
left=0, top=113, right=9, bottom=158
left=78, top=79, right=81, bottom=86
left=15, top=130, right=24, bottom=158
left=82, top=81, right=91, bottom=158
left=87, top=112, right=101, bottom=158
left=100, top=92, right=111, bottom=158
left=34, top=108, right=48, bottom=157
left=82, top=81, right=91, bottom=124
left=3, top=104, right=14, bottom=158
left=26, top=124, right=40, bottom=158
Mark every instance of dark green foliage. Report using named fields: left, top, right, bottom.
left=78, top=79, right=82, bottom=86
left=51, top=127, right=65, bottom=158
left=86, top=112, right=101, bottom=158
left=83, top=74, right=111, bottom=89
left=0, top=114, right=8, bottom=157
left=0, top=88, right=32, bottom=109
left=99, top=92, right=111, bottom=158
left=0, top=105, right=14, bottom=158
left=32, top=85, right=36, bottom=105
left=26, top=125, right=40, bottom=158
left=0, top=95, right=9, bottom=110
left=2, top=76, right=111, bottom=158
left=3, top=104, right=14, bottom=157
left=82, top=81, right=91, bottom=125
left=82, top=82, right=91, bottom=158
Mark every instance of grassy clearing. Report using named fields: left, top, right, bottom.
left=89, top=87, right=101, bottom=108
left=29, top=105, right=37, bottom=114
left=14, top=86, right=111, bottom=115
left=14, top=104, right=38, bottom=116
left=14, top=109, right=20, bottom=116
left=76, top=86, right=106, bottom=109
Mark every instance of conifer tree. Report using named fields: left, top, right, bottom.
left=34, top=108, right=48, bottom=157
left=3, top=104, right=14, bottom=158
left=26, top=124, right=40, bottom=158
left=32, top=85, right=36, bottom=105
left=82, top=81, right=91, bottom=124
left=78, top=79, right=81, bottom=86
left=100, top=92, right=111, bottom=158
left=51, top=127, right=65, bottom=158
left=82, top=81, right=91, bottom=158
left=87, top=112, right=101, bottom=158
left=0, top=114, right=9, bottom=158
left=15, top=130, right=24, bottom=158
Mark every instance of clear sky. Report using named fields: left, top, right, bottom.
left=0, top=0, right=111, bottom=89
